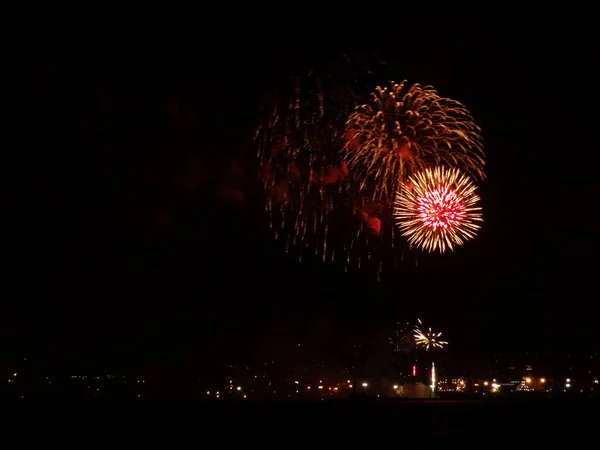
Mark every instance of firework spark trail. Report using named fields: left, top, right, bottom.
left=414, top=318, right=448, bottom=350
left=394, top=166, right=482, bottom=253
left=343, top=81, right=484, bottom=202
left=253, top=58, right=420, bottom=279
left=255, top=71, right=367, bottom=270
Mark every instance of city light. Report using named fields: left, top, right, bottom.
left=7, top=351, right=599, bottom=400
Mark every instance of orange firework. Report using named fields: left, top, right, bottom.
left=343, top=81, right=485, bottom=202
left=394, top=166, right=482, bottom=253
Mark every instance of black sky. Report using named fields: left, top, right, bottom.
left=2, top=30, right=597, bottom=372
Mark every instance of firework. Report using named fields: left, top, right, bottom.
left=394, top=166, right=482, bottom=253
left=342, top=80, right=484, bottom=202
left=255, top=68, right=354, bottom=261
left=255, top=66, right=484, bottom=278
left=254, top=57, right=402, bottom=277
left=414, top=319, right=448, bottom=350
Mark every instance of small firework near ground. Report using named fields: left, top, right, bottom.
left=394, top=166, right=482, bottom=253
left=414, top=318, right=448, bottom=350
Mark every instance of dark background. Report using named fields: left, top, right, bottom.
left=2, top=22, right=597, bottom=375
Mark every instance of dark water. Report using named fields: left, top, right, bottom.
left=7, top=399, right=596, bottom=442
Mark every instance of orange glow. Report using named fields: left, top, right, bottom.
left=397, top=138, right=413, bottom=160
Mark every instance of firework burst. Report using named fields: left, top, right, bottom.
left=342, top=80, right=484, bottom=202
left=256, top=68, right=355, bottom=252
left=254, top=57, right=407, bottom=277
left=255, top=63, right=485, bottom=278
left=414, top=319, right=448, bottom=350
left=394, top=166, right=482, bottom=253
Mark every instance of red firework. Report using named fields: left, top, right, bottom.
left=394, top=166, right=482, bottom=253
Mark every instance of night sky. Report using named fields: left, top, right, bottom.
left=2, top=30, right=596, bottom=374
